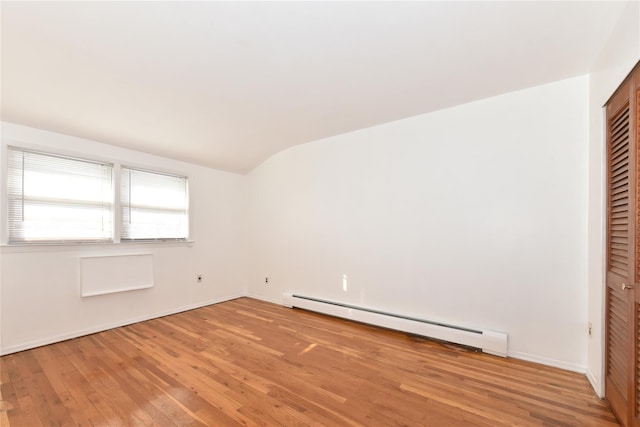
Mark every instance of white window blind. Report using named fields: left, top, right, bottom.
left=7, top=147, right=114, bottom=243
left=120, top=167, right=188, bottom=241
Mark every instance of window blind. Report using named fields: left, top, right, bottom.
left=7, top=147, right=114, bottom=243
left=120, top=167, right=188, bottom=241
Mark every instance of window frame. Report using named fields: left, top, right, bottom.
left=2, top=143, right=191, bottom=246
left=120, top=165, right=190, bottom=243
left=7, top=146, right=116, bottom=244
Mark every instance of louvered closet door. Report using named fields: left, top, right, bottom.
left=605, top=71, right=637, bottom=427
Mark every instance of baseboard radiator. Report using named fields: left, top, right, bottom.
left=282, top=293, right=508, bottom=357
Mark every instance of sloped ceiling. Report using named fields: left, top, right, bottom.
left=1, top=1, right=629, bottom=173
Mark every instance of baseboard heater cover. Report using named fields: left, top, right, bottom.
left=282, top=293, right=507, bottom=357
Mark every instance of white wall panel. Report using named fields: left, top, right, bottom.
left=247, top=76, right=590, bottom=371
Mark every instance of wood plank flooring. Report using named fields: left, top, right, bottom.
left=1, top=297, right=619, bottom=426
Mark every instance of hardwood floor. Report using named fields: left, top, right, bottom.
left=1, top=297, right=619, bottom=426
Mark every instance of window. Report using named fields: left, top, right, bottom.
left=7, top=147, right=114, bottom=243
left=5, top=146, right=190, bottom=245
left=120, top=167, right=188, bottom=241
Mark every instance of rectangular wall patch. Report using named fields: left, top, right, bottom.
left=80, top=254, right=154, bottom=297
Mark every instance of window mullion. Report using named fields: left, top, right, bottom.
left=113, top=163, right=122, bottom=244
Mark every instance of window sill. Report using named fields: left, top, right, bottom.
left=0, top=240, right=195, bottom=253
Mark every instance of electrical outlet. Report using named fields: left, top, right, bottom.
left=588, top=321, right=592, bottom=336
left=265, top=277, right=269, bottom=285
left=197, top=275, right=203, bottom=283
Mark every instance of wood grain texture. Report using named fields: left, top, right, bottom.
left=1, top=298, right=619, bottom=426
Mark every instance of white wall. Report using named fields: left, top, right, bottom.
left=0, top=123, right=248, bottom=354
left=586, top=0, right=640, bottom=397
left=247, top=76, right=590, bottom=371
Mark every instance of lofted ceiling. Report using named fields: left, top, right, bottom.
left=1, top=1, right=629, bottom=173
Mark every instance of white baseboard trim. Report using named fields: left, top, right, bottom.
left=586, top=368, right=604, bottom=398
left=246, top=293, right=283, bottom=306
left=508, top=351, right=586, bottom=374
left=0, top=293, right=244, bottom=356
